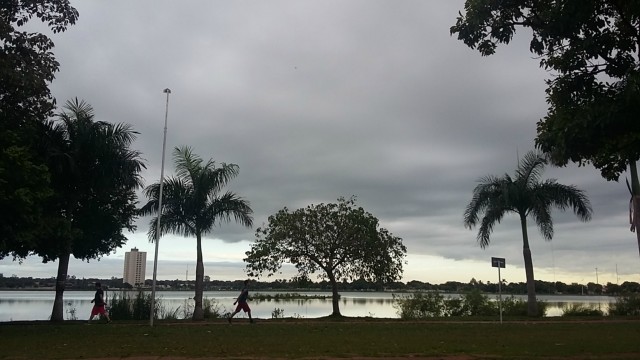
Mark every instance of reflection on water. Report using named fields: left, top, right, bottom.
left=345, top=298, right=391, bottom=305
left=0, top=290, right=615, bottom=321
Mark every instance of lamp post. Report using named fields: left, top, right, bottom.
left=150, top=88, right=171, bottom=326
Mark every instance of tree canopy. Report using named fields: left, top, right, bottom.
left=245, top=196, right=406, bottom=316
left=0, top=0, right=78, bottom=259
left=39, top=99, right=145, bottom=259
left=450, top=0, right=640, bottom=181
left=41, top=99, right=145, bottom=321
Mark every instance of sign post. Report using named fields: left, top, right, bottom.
left=491, top=257, right=505, bottom=324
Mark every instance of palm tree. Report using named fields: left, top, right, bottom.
left=463, top=150, right=592, bottom=316
left=41, top=98, right=145, bottom=321
left=140, top=146, right=253, bottom=321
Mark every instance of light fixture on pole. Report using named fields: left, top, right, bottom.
left=150, top=88, right=171, bottom=326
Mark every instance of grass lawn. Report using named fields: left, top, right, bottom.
left=1, top=318, right=639, bottom=359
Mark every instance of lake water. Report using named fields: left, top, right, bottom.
left=0, top=290, right=614, bottom=321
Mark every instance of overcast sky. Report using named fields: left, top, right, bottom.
left=2, top=0, right=638, bottom=286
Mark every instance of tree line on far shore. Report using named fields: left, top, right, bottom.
left=2, top=275, right=638, bottom=296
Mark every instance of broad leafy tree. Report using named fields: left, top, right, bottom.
left=451, top=0, right=640, bottom=254
left=463, top=151, right=592, bottom=316
left=245, top=197, right=406, bottom=316
left=140, top=146, right=253, bottom=321
left=0, top=0, right=78, bottom=258
left=40, top=99, right=145, bottom=321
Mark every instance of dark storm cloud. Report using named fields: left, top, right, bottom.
left=4, top=0, right=636, bottom=284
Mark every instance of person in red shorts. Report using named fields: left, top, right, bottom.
left=88, top=282, right=111, bottom=323
left=228, top=279, right=253, bottom=323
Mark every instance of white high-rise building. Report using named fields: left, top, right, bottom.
left=123, top=247, right=146, bottom=286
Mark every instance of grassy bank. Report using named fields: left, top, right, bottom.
left=1, top=318, right=639, bottom=359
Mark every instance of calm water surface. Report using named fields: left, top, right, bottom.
left=0, top=290, right=613, bottom=321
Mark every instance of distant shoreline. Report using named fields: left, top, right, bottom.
left=0, top=288, right=616, bottom=298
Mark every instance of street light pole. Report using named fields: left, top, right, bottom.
left=150, top=88, right=171, bottom=326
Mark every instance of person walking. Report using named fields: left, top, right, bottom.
left=228, top=279, right=253, bottom=323
left=88, top=282, right=111, bottom=323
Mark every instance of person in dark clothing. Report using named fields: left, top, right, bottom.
left=88, top=282, right=111, bottom=323
left=228, top=279, right=253, bottom=323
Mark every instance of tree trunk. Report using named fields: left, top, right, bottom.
left=50, top=252, right=70, bottom=322
left=520, top=214, right=538, bottom=317
left=328, top=273, right=341, bottom=316
left=630, top=161, right=640, bottom=256
left=192, top=233, right=204, bottom=321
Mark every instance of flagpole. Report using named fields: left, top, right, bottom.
left=150, top=88, right=171, bottom=326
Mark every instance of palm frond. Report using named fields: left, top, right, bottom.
left=515, top=150, right=547, bottom=187
left=104, top=122, right=139, bottom=147
left=536, top=181, right=593, bottom=222
left=140, top=177, right=186, bottom=214
left=464, top=149, right=591, bottom=249
left=143, top=176, right=199, bottom=241
left=173, top=146, right=202, bottom=184
left=63, top=97, right=94, bottom=121
left=199, top=191, right=254, bottom=234
left=207, top=163, right=240, bottom=194
left=477, top=205, right=506, bottom=248
left=529, top=202, right=554, bottom=240
left=464, top=174, right=505, bottom=229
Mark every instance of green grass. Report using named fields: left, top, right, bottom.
left=1, top=318, right=639, bottom=359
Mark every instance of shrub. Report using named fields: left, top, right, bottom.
left=160, top=306, right=182, bottom=320
left=172, top=299, right=194, bottom=319
left=272, top=308, right=284, bottom=319
left=394, top=291, right=547, bottom=319
left=443, top=297, right=466, bottom=317
left=132, top=291, right=154, bottom=320
left=109, top=291, right=161, bottom=320
left=561, top=303, right=604, bottom=317
left=203, top=297, right=225, bottom=319
left=108, top=291, right=133, bottom=320
left=161, top=297, right=225, bottom=320
left=609, top=293, right=640, bottom=316
left=500, top=295, right=547, bottom=317
left=65, top=302, right=78, bottom=320
left=393, top=290, right=497, bottom=318
left=461, top=289, right=497, bottom=316
left=393, top=292, right=447, bottom=318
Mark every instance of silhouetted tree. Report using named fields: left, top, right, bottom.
left=464, top=150, right=592, bottom=316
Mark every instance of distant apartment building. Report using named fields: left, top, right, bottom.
left=123, top=248, right=146, bottom=286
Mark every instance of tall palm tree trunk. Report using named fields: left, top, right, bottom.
left=193, top=233, right=204, bottom=321
left=630, top=161, right=640, bottom=256
left=520, top=214, right=538, bottom=317
left=328, top=273, right=341, bottom=316
left=51, top=252, right=70, bottom=322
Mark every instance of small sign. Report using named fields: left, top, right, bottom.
left=491, top=257, right=505, bottom=268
